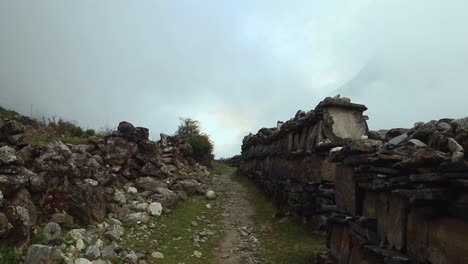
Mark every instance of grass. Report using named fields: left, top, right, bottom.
left=0, top=247, right=22, bottom=264
left=24, top=133, right=89, bottom=146
left=121, top=195, right=225, bottom=264
left=209, top=162, right=232, bottom=178
left=0, top=106, right=19, bottom=119
left=232, top=171, right=325, bottom=264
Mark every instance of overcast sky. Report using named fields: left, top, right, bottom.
left=1, top=1, right=467, bottom=157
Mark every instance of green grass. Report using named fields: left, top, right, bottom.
left=209, top=162, right=232, bottom=178
left=0, top=247, right=22, bottom=264
left=232, top=172, right=325, bottom=264
left=0, top=106, right=19, bottom=119
left=121, top=195, right=224, bottom=264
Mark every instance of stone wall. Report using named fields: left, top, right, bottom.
left=239, top=96, right=468, bottom=263
left=239, top=95, right=368, bottom=229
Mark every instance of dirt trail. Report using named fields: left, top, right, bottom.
left=213, top=169, right=260, bottom=264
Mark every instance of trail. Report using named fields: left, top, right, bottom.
left=212, top=169, right=260, bottom=264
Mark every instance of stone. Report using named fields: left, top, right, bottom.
left=448, top=138, right=464, bottom=153
left=127, top=186, right=138, bottom=194
left=51, top=213, right=74, bottom=225
left=148, top=202, right=162, bottom=216
left=117, top=121, right=135, bottom=136
left=92, top=260, right=111, bottom=264
left=43, top=222, right=62, bottom=241
left=135, top=203, right=149, bottom=212
left=123, top=252, right=138, bottom=264
left=29, top=173, right=47, bottom=192
left=451, top=117, right=468, bottom=132
left=75, top=258, right=92, bottom=264
left=192, top=250, right=202, bottom=258
left=113, top=189, right=127, bottom=204
left=0, top=146, right=19, bottom=164
left=436, top=122, right=452, bottom=131
left=76, top=239, right=86, bottom=251
left=205, top=189, right=216, bottom=199
left=24, top=244, right=62, bottom=264
left=104, top=137, right=138, bottom=166
left=135, top=177, right=167, bottom=192
left=68, top=229, right=86, bottom=240
left=127, top=212, right=150, bottom=224
left=105, top=225, right=125, bottom=241
left=85, top=244, right=101, bottom=260
left=151, top=252, right=164, bottom=259
left=84, top=179, right=99, bottom=186
left=408, top=139, right=427, bottom=148
left=0, top=213, right=12, bottom=238
left=388, top=133, right=408, bottom=145
left=68, top=182, right=107, bottom=224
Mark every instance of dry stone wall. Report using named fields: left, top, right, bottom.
left=239, top=95, right=468, bottom=264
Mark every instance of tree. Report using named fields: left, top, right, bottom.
left=175, top=117, right=214, bottom=166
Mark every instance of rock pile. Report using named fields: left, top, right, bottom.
left=0, top=116, right=210, bottom=263
left=239, top=95, right=468, bottom=263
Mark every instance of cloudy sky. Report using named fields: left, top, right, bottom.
left=1, top=1, right=467, bottom=157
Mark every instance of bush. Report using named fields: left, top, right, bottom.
left=30, top=229, right=48, bottom=245
left=84, top=129, right=96, bottom=137
left=175, top=117, right=214, bottom=166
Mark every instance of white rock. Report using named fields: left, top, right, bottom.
left=75, top=258, right=92, bottom=264
left=127, top=187, right=138, bottom=194
left=69, top=229, right=86, bottom=240
left=448, top=138, right=464, bottom=153
left=113, top=190, right=127, bottom=204
left=330, top=146, right=343, bottom=153
left=151, top=251, right=164, bottom=259
left=76, top=239, right=86, bottom=251
left=205, top=204, right=212, bottom=209
left=148, top=202, right=163, bottom=216
left=92, top=260, right=111, bottom=264
left=0, top=146, right=18, bottom=164
left=84, top=179, right=99, bottom=186
left=192, top=250, right=202, bottom=258
left=205, top=190, right=216, bottom=200
left=127, top=212, right=150, bottom=223
left=408, top=139, right=427, bottom=148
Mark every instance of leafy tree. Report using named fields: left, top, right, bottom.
left=176, top=117, right=214, bottom=166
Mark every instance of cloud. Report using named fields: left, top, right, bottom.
left=0, top=1, right=467, bottom=157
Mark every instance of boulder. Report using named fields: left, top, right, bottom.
left=126, top=212, right=150, bottom=224
left=448, top=138, right=464, bottom=153
left=24, top=244, right=62, bottom=264
left=135, top=177, right=167, bottom=192
left=117, top=121, right=135, bottom=136
left=148, top=202, right=162, bottom=216
left=0, top=146, right=19, bottom=165
left=104, top=137, right=137, bottom=166
left=43, top=222, right=62, bottom=241
left=75, top=258, right=92, bottom=264
left=68, top=183, right=107, bottom=224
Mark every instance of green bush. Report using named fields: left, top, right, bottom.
left=176, top=117, right=214, bottom=166
left=84, top=129, right=96, bottom=137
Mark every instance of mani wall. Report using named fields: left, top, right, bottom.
left=239, top=95, right=468, bottom=264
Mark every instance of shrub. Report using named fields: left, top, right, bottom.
left=30, top=228, right=49, bottom=245
left=175, top=117, right=214, bottom=166
left=84, top=129, right=96, bottom=137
